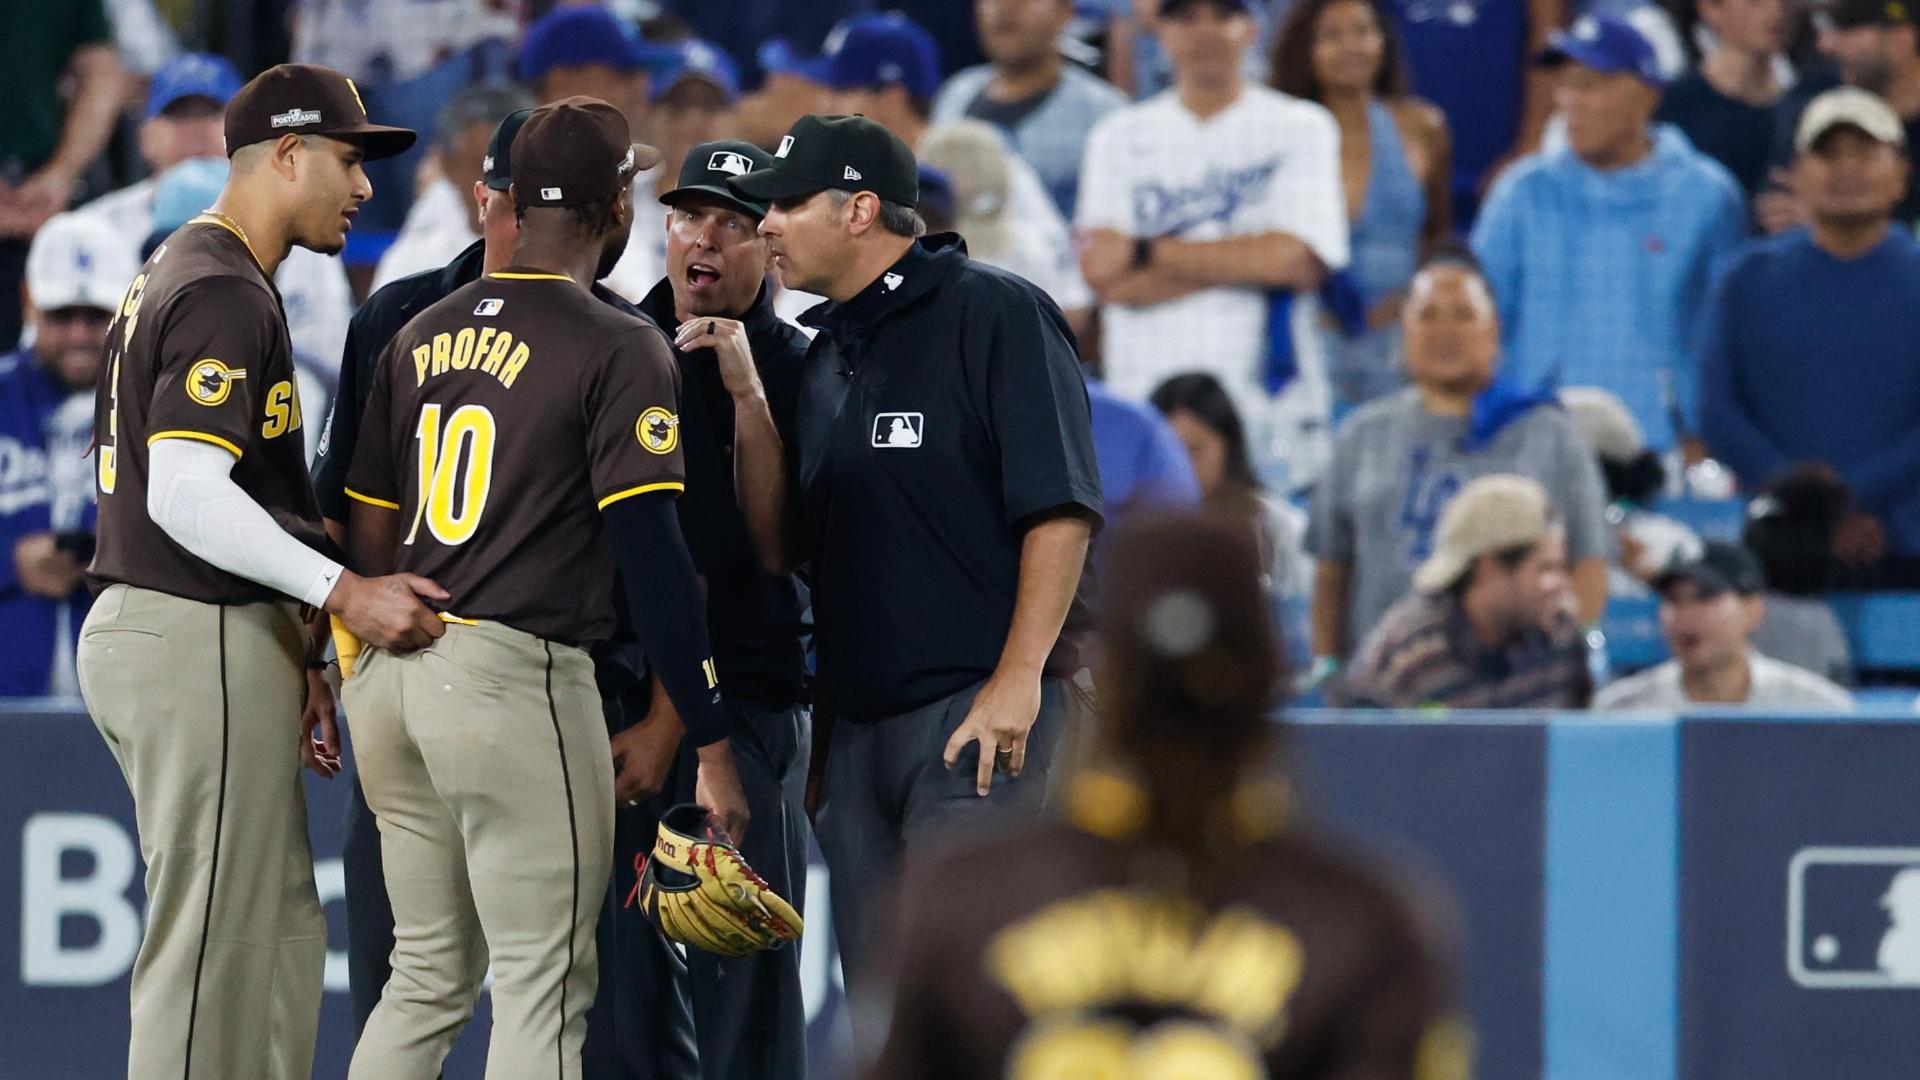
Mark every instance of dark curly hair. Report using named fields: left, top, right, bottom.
left=1271, top=0, right=1410, bottom=102
left=514, top=190, right=623, bottom=238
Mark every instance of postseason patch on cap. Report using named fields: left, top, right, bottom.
left=270, top=107, right=321, bottom=129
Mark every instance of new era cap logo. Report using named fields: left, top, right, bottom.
left=618, top=146, right=637, bottom=176
left=844, top=166, right=863, bottom=181
left=474, top=298, right=503, bottom=316
left=708, top=150, right=753, bottom=176
left=776, top=136, right=795, bottom=159
left=270, top=107, right=322, bottom=128
left=482, top=155, right=494, bottom=172
left=541, top=187, right=562, bottom=200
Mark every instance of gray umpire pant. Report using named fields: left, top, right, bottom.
left=814, top=678, right=1075, bottom=1001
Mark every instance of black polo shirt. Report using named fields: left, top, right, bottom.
left=795, top=234, right=1102, bottom=720
left=638, top=278, right=811, bottom=707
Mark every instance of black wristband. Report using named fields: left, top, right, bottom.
left=1131, top=235, right=1154, bottom=268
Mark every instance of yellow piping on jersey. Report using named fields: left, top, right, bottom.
left=597, top=481, right=686, bottom=510
left=344, top=487, right=401, bottom=510
left=187, top=214, right=265, bottom=272
left=149, top=430, right=244, bottom=459
left=487, top=272, right=575, bottom=282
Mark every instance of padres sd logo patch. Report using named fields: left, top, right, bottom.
left=638, top=406, right=680, bottom=455
left=187, top=358, right=246, bottom=406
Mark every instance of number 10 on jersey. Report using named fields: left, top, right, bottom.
left=407, top=403, right=497, bottom=546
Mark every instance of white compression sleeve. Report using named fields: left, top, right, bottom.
left=147, top=438, right=345, bottom=609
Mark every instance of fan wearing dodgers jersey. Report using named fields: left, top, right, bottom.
left=1077, top=0, right=1349, bottom=490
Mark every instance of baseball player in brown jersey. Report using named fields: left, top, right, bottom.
left=861, top=509, right=1472, bottom=1080
left=77, top=64, right=446, bottom=1080
left=339, top=97, right=749, bottom=1079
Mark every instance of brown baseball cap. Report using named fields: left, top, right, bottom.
left=511, top=96, right=662, bottom=208
left=223, top=63, right=416, bottom=160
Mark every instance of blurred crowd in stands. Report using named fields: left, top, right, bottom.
left=2, top=0, right=1913, bottom=713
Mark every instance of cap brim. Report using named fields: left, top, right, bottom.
left=730, top=167, right=827, bottom=202
left=630, top=143, right=666, bottom=173
left=661, top=184, right=767, bottom=218
left=333, top=124, right=420, bottom=161
left=1654, top=566, right=1736, bottom=597
left=1412, top=550, right=1469, bottom=594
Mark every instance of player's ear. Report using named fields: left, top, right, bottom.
left=270, top=133, right=304, bottom=181
left=614, top=186, right=633, bottom=228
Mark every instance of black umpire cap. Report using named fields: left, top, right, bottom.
left=482, top=108, right=534, bottom=190
left=224, top=63, right=416, bottom=159
left=663, top=139, right=775, bottom=218
left=730, top=114, right=919, bottom=207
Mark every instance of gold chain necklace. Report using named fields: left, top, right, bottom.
left=199, top=209, right=253, bottom=252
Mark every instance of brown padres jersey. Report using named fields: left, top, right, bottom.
left=345, top=269, right=684, bottom=646
left=864, top=807, right=1471, bottom=1080
left=88, top=217, right=328, bottom=604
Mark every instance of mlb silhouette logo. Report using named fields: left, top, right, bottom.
left=474, top=298, right=504, bottom=316
left=1787, top=847, right=1920, bottom=988
left=872, top=412, right=923, bottom=448
left=708, top=150, right=753, bottom=176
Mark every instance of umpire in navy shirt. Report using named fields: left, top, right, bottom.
left=613, top=139, right=816, bottom=1080
left=731, top=115, right=1103, bottom=994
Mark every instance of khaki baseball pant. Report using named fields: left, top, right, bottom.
left=76, top=584, right=325, bottom=1080
left=345, top=620, right=614, bottom=1080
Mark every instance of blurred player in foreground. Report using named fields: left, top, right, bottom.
left=859, top=507, right=1471, bottom=1079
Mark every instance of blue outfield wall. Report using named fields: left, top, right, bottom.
left=6, top=704, right=1920, bottom=1078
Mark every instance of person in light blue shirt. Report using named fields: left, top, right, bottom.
left=1090, top=377, right=1202, bottom=519
left=1471, top=14, right=1748, bottom=453
left=933, top=0, right=1130, bottom=217
left=1701, top=87, right=1920, bottom=585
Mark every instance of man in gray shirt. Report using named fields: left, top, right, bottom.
left=1308, top=253, right=1610, bottom=663
left=932, top=0, right=1128, bottom=217
left=1596, top=542, right=1854, bottom=712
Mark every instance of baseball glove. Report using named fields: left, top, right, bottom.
left=636, top=804, right=803, bottom=956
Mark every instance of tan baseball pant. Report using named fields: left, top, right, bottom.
left=344, top=620, right=614, bottom=1080
left=76, top=584, right=325, bottom=1080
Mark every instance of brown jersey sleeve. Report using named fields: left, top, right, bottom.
left=587, top=325, right=686, bottom=510
left=1321, top=887, right=1471, bottom=1080
left=145, top=280, right=280, bottom=459
left=344, top=338, right=402, bottom=510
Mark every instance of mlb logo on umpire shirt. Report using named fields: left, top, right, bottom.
left=872, top=412, right=922, bottom=448
left=1787, top=846, right=1920, bottom=988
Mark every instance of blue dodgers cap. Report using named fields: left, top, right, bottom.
left=650, top=39, right=741, bottom=104
left=519, top=4, right=655, bottom=82
left=758, top=38, right=834, bottom=85
left=1541, top=13, right=1666, bottom=88
left=147, top=53, right=243, bottom=119
left=820, top=12, right=942, bottom=99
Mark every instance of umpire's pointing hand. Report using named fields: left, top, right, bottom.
left=326, top=571, right=450, bottom=652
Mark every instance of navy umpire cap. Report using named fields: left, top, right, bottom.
left=663, top=139, right=775, bottom=218
left=482, top=108, right=535, bottom=191
left=730, top=114, right=919, bottom=207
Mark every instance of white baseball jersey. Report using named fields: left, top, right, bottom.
left=1077, top=85, right=1349, bottom=488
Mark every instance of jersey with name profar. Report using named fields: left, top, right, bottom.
left=346, top=270, right=683, bottom=645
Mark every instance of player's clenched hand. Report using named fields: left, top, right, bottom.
left=326, top=571, right=450, bottom=652
left=943, top=667, right=1043, bottom=796
left=613, top=706, right=685, bottom=805
left=673, top=317, right=762, bottom=399
left=695, top=739, right=752, bottom=843
left=301, top=668, right=342, bottom=779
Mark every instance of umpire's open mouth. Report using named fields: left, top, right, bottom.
left=686, top=262, right=721, bottom=289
